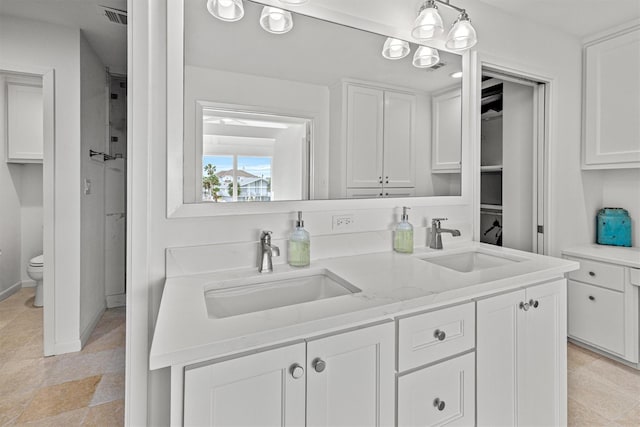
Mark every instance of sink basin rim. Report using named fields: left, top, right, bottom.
left=419, top=248, right=527, bottom=273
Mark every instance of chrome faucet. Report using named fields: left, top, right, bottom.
left=259, top=230, right=280, bottom=273
left=430, top=218, right=461, bottom=249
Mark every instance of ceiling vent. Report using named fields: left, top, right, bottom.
left=425, top=61, right=447, bottom=71
left=98, top=5, right=127, bottom=25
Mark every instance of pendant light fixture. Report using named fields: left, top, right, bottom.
left=411, top=0, right=477, bottom=51
left=382, top=38, right=411, bottom=60
left=412, top=0, right=443, bottom=40
left=207, top=0, right=244, bottom=22
left=412, top=46, right=440, bottom=68
left=260, top=6, right=294, bottom=34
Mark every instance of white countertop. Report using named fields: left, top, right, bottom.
left=150, top=242, right=578, bottom=370
left=562, top=244, right=640, bottom=268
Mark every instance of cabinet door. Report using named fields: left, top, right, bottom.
left=431, top=87, right=462, bottom=172
left=346, top=85, right=384, bottom=188
left=519, top=280, right=566, bottom=427
left=477, top=289, right=523, bottom=427
left=306, top=322, right=395, bottom=427
left=184, top=343, right=306, bottom=427
left=383, top=91, right=415, bottom=187
left=583, top=28, right=640, bottom=168
left=6, top=82, right=44, bottom=163
left=397, top=352, right=475, bottom=427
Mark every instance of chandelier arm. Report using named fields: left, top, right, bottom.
left=433, top=0, right=466, bottom=14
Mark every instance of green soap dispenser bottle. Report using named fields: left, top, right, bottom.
left=288, top=211, right=310, bottom=267
left=394, top=207, right=414, bottom=254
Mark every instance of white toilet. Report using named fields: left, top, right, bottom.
left=27, top=254, right=44, bottom=307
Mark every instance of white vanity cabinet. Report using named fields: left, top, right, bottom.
left=583, top=26, right=640, bottom=169
left=477, top=279, right=567, bottom=427
left=4, top=80, right=44, bottom=163
left=431, top=86, right=462, bottom=173
left=563, top=249, right=640, bottom=365
left=183, top=322, right=395, bottom=426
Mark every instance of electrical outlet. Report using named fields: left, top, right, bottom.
left=332, top=214, right=354, bottom=230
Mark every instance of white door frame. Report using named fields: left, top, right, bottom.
left=0, top=63, right=56, bottom=354
left=473, top=57, right=554, bottom=255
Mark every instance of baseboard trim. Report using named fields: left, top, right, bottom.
left=80, top=305, right=107, bottom=348
left=0, top=282, right=21, bottom=302
left=106, top=294, right=126, bottom=308
left=21, top=279, right=36, bottom=288
left=54, top=339, right=82, bottom=355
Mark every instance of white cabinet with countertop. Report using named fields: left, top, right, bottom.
left=563, top=245, right=640, bottom=367
left=150, top=242, right=578, bottom=426
left=582, top=25, right=640, bottom=169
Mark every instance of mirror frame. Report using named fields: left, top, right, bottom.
left=167, top=0, right=473, bottom=218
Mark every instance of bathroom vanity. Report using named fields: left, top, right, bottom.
left=150, top=243, right=578, bottom=426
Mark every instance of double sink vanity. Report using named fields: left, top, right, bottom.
left=151, top=241, right=578, bottom=426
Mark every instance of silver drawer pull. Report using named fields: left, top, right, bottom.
left=588, top=295, right=595, bottom=301
left=289, top=363, right=304, bottom=379
left=433, top=329, right=446, bottom=341
left=312, top=358, right=326, bottom=373
left=433, top=398, right=446, bottom=411
left=519, top=301, right=530, bottom=311
left=529, top=299, right=539, bottom=309
left=588, top=271, right=596, bottom=277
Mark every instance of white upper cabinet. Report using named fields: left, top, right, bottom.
left=583, top=26, right=640, bottom=169
left=344, top=82, right=416, bottom=192
left=432, top=87, right=462, bottom=173
left=5, top=81, right=44, bottom=163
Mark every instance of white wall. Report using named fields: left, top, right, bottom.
left=79, top=33, right=107, bottom=342
left=0, top=14, right=82, bottom=352
left=0, top=75, right=22, bottom=296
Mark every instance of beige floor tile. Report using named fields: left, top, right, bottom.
left=82, top=399, right=124, bottom=426
left=615, top=402, right=640, bottom=426
left=584, top=357, right=640, bottom=397
left=17, top=375, right=101, bottom=423
left=0, top=327, right=41, bottom=355
left=569, top=367, right=639, bottom=421
left=0, top=389, right=37, bottom=425
left=6, top=308, right=43, bottom=331
left=568, top=342, right=601, bottom=371
left=14, top=407, right=89, bottom=427
left=82, top=323, right=125, bottom=354
left=42, top=349, right=120, bottom=387
left=0, top=356, right=56, bottom=395
left=568, top=397, right=621, bottom=426
left=90, top=373, right=125, bottom=406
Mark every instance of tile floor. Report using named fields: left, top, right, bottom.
left=0, top=288, right=125, bottom=426
left=568, top=342, right=640, bottom=426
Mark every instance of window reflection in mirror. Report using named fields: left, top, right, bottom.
left=184, top=0, right=463, bottom=204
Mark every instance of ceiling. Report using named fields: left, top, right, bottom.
left=0, top=0, right=127, bottom=74
left=476, top=0, right=640, bottom=38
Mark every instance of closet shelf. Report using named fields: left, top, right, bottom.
left=481, top=204, right=503, bottom=211
left=480, top=165, right=503, bottom=172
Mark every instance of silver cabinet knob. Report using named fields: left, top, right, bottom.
left=588, top=271, right=596, bottom=277
left=588, top=295, right=595, bottom=301
left=519, top=301, right=530, bottom=311
left=289, top=363, right=304, bottom=379
left=433, top=398, right=446, bottom=411
left=434, top=329, right=446, bottom=341
left=312, top=358, right=326, bottom=373
left=529, top=299, right=539, bottom=309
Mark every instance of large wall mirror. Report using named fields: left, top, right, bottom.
left=179, top=0, right=464, bottom=207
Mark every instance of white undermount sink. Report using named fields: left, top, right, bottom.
left=421, top=249, right=525, bottom=273
left=204, top=268, right=361, bottom=318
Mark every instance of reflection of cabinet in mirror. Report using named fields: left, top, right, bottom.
left=329, top=81, right=417, bottom=199
left=431, top=86, right=462, bottom=173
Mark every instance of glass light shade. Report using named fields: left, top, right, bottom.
left=412, top=46, right=440, bottom=68
left=411, top=5, right=444, bottom=40
left=278, top=0, right=308, bottom=4
left=382, top=38, right=410, bottom=60
left=445, top=14, right=478, bottom=50
left=207, top=0, right=244, bottom=22
left=260, top=7, right=294, bottom=34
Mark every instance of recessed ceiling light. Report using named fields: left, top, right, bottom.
left=450, top=71, right=463, bottom=78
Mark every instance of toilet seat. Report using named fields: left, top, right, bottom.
left=29, top=255, right=43, bottom=267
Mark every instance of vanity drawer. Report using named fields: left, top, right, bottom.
left=397, top=352, right=475, bottom=427
left=567, top=257, right=624, bottom=291
left=568, top=280, right=625, bottom=356
left=397, top=302, right=474, bottom=372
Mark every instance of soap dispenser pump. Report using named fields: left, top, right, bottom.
left=288, top=211, right=310, bottom=267
left=394, top=207, right=414, bottom=254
